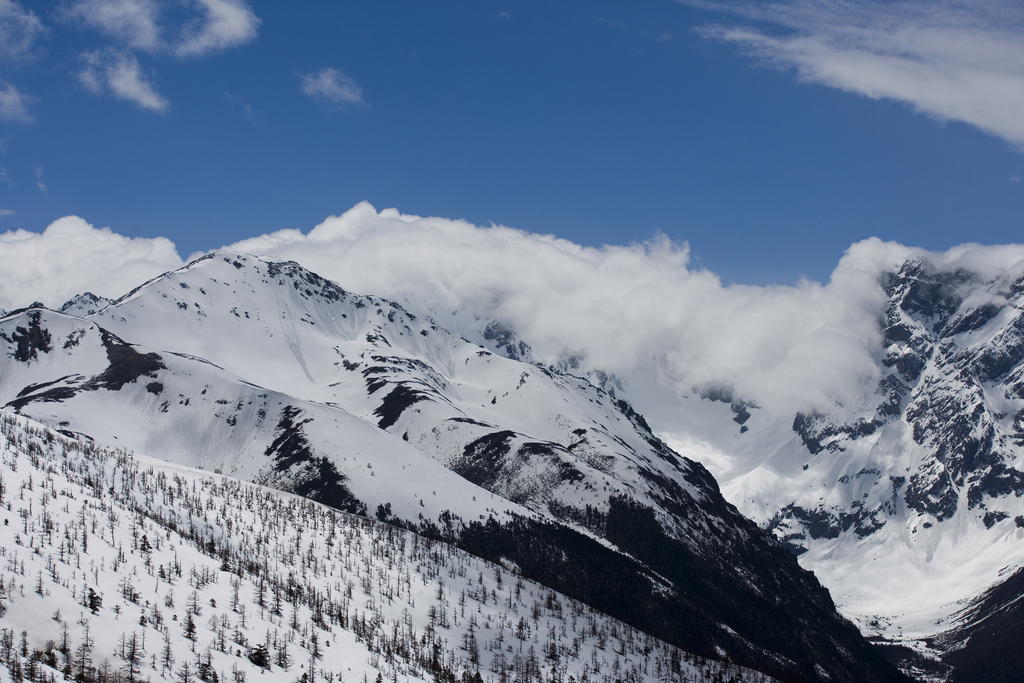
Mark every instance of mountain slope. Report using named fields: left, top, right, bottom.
left=0, top=255, right=907, bottom=683
left=0, top=410, right=777, bottom=683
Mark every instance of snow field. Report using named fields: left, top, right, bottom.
left=0, top=412, right=775, bottom=683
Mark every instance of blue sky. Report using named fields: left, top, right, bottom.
left=0, top=0, right=1022, bottom=285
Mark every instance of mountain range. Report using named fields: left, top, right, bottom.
left=5, top=247, right=1024, bottom=681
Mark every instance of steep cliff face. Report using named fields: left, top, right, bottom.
left=757, top=258, right=1024, bottom=546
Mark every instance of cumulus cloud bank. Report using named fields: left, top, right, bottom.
left=224, top=204, right=894, bottom=418
left=224, top=205, right=1024, bottom=438
left=0, top=216, right=183, bottom=311
left=6, top=205, right=1024, bottom=470
left=691, top=0, right=1024, bottom=149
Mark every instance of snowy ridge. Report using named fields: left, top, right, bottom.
left=0, top=411, right=775, bottom=683
left=58, top=294, right=112, bottom=319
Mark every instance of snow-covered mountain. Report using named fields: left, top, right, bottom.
left=710, top=258, right=1024, bottom=648
left=0, top=254, right=905, bottom=683
left=0, top=411, right=778, bottom=683
left=313, top=246, right=1024, bottom=683
left=491, top=254, right=1024, bottom=682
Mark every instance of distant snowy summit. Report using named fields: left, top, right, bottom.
left=59, top=292, right=112, bottom=318
left=0, top=252, right=907, bottom=683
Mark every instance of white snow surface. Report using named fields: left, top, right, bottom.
left=38, top=254, right=725, bottom=548
left=0, top=411, right=776, bottom=683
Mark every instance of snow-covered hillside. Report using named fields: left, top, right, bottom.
left=0, top=255, right=906, bottom=683
left=0, top=411, right=774, bottom=683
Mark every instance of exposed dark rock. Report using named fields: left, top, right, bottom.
left=793, top=411, right=877, bottom=455
left=373, top=384, right=432, bottom=429
left=58, top=292, right=111, bottom=317
left=517, top=442, right=584, bottom=484
left=696, top=385, right=758, bottom=428
left=769, top=504, right=841, bottom=540
left=904, top=466, right=959, bottom=521
left=875, top=375, right=908, bottom=418
left=937, top=565, right=1024, bottom=683
left=943, top=303, right=1003, bottom=337
left=483, top=320, right=532, bottom=361
left=450, top=431, right=516, bottom=491
left=8, top=310, right=52, bottom=362
left=85, top=330, right=165, bottom=392
left=982, top=511, right=1008, bottom=529
left=261, top=405, right=365, bottom=515
left=6, top=386, right=78, bottom=411
left=265, top=259, right=348, bottom=303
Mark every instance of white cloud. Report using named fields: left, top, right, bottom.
left=7, top=205, right=1024, bottom=483
left=61, top=0, right=162, bottom=51
left=300, top=67, right=364, bottom=109
left=220, top=204, right=1024, bottom=440
left=79, top=49, right=169, bottom=112
left=223, top=205, right=880, bottom=414
left=691, top=0, right=1024, bottom=150
left=62, top=0, right=258, bottom=56
left=61, top=0, right=259, bottom=113
left=0, top=208, right=15, bottom=217
left=0, top=216, right=183, bottom=311
left=0, top=80, right=33, bottom=122
left=176, top=0, right=259, bottom=57
left=0, top=0, right=45, bottom=62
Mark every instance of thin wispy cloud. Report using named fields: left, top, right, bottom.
left=176, top=0, right=260, bottom=58
left=63, top=0, right=259, bottom=110
left=79, top=49, right=169, bottom=112
left=61, top=0, right=162, bottom=51
left=690, top=0, right=1024, bottom=150
left=222, top=91, right=261, bottom=126
left=0, top=0, right=45, bottom=62
left=0, top=81, right=33, bottom=122
left=0, top=208, right=15, bottom=217
left=62, top=0, right=258, bottom=56
left=0, top=1, right=45, bottom=122
left=300, top=67, right=365, bottom=110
